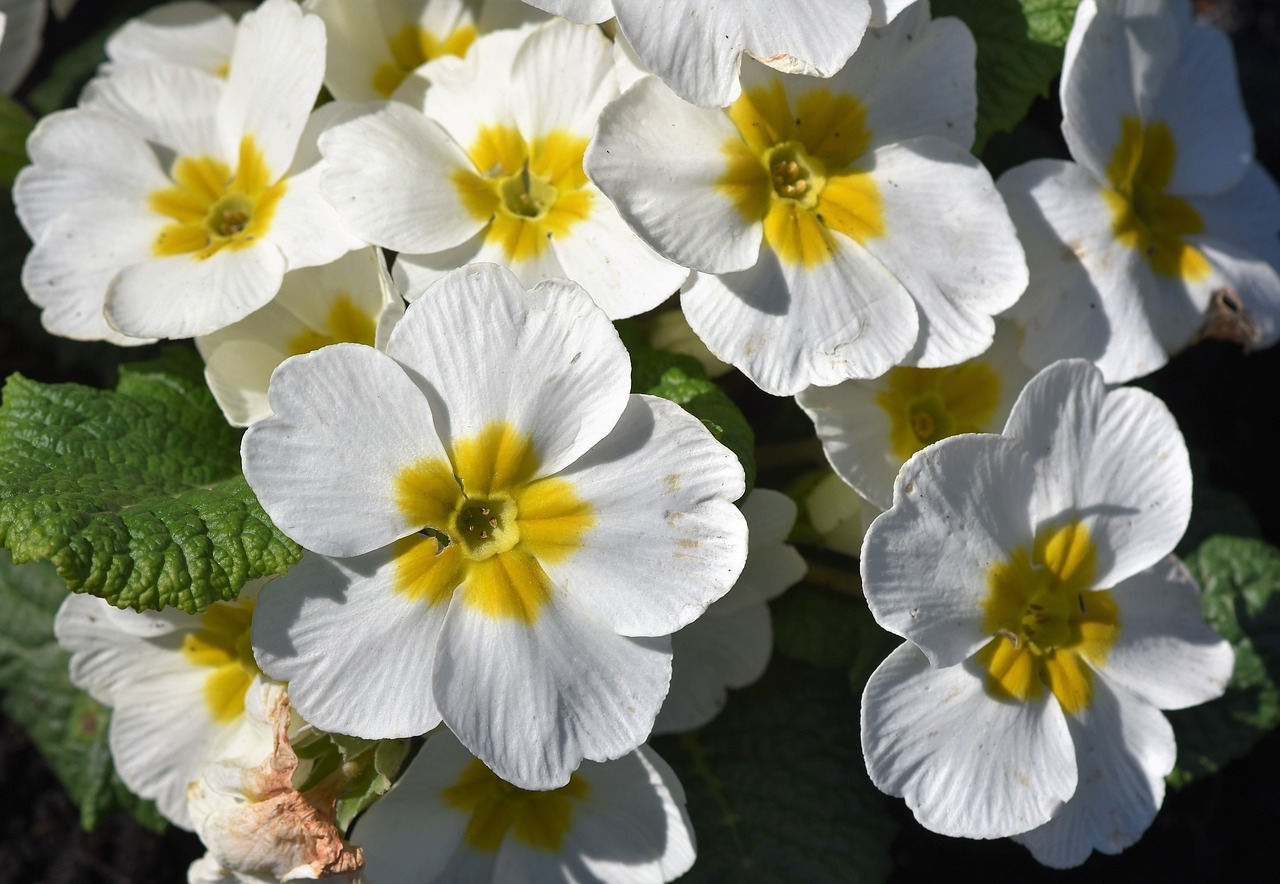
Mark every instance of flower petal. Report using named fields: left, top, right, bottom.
left=105, top=0, right=235, bottom=77
left=80, top=62, right=225, bottom=160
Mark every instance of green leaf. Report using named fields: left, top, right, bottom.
left=934, top=0, right=1082, bottom=152
left=771, top=584, right=866, bottom=670
left=644, top=366, right=757, bottom=492
left=0, top=95, right=34, bottom=189
left=0, top=348, right=301, bottom=612
left=293, top=731, right=411, bottom=834
left=653, top=660, right=895, bottom=883
left=1168, top=536, right=1280, bottom=787
left=0, top=550, right=166, bottom=832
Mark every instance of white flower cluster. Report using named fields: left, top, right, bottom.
left=3, top=0, right=1269, bottom=878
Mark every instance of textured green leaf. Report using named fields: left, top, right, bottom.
left=0, top=348, right=301, bottom=612
left=645, top=366, right=756, bottom=492
left=934, top=0, right=1082, bottom=151
left=1168, top=536, right=1280, bottom=787
left=0, top=94, right=33, bottom=188
left=0, top=550, right=165, bottom=832
left=771, top=584, right=866, bottom=670
left=654, top=660, right=895, bottom=883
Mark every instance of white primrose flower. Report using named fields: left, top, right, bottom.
left=186, top=681, right=363, bottom=884
left=654, top=488, right=806, bottom=735
left=196, top=246, right=405, bottom=427
left=805, top=471, right=878, bottom=559
left=998, top=0, right=1280, bottom=383
left=13, top=0, right=363, bottom=343
left=103, top=1, right=237, bottom=79
left=243, top=263, right=748, bottom=790
left=524, top=0, right=916, bottom=109
left=53, top=585, right=274, bottom=830
left=586, top=2, right=1028, bottom=395
left=351, top=729, right=695, bottom=883
left=797, top=320, right=1033, bottom=511
left=319, top=19, right=687, bottom=320
left=306, top=0, right=547, bottom=101
left=859, top=359, right=1234, bottom=862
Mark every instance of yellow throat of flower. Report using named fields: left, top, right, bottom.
left=392, top=421, right=593, bottom=624
left=180, top=597, right=261, bottom=723
left=717, top=80, right=885, bottom=268
left=875, top=362, right=1002, bottom=461
left=285, top=295, right=378, bottom=356
left=443, top=758, right=590, bottom=852
left=1103, top=117, right=1210, bottom=281
left=371, top=21, right=478, bottom=98
left=976, top=521, right=1120, bottom=716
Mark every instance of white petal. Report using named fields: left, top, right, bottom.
left=999, top=158, right=1168, bottom=383
left=105, top=1, right=236, bottom=76
left=386, top=264, right=633, bottom=478
left=309, top=0, right=402, bottom=103
left=730, top=488, right=806, bottom=609
left=611, top=0, right=870, bottom=108
left=80, top=62, right=225, bottom=160
left=510, top=20, right=616, bottom=140
left=1187, top=237, right=1280, bottom=352
left=860, top=138, right=1027, bottom=367
left=522, top=0, right=611, bottom=24
left=861, top=642, right=1077, bottom=839
left=14, top=109, right=170, bottom=242
left=544, top=395, right=748, bottom=637
left=1102, top=555, right=1234, bottom=710
left=586, top=74, right=762, bottom=274
left=319, top=101, right=483, bottom=254
left=434, top=593, right=672, bottom=790
left=0, top=0, right=44, bottom=93
left=1003, top=359, right=1191, bottom=591
left=654, top=601, right=771, bottom=734
left=1013, top=677, right=1174, bottom=868
left=861, top=434, right=1037, bottom=667
left=416, top=27, right=526, bottom=149
left=218, top=0, right=325, bottom=175
left=250, top=550, right=448, bottom=738
left=242, top=343, right=450, bottom=556
left=681, top=240, right=919, bottom=396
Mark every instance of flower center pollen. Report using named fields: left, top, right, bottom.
left=766, top=142, right=824, bottom=208
left=451, top=494, right=519, bottom=560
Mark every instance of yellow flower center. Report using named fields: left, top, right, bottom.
left=451, top=125, right=594, bottom=263
left=149, top=136, right=286, bottom=260
left=976, top=521, right=1120, bottom=716
left=1102, top=117, right=1210, bottom=281
left=371, top=22, right=477, bottom=98
left=875, top=362, right=1001, bottom=461
left=285, top=295, right=377, bottom=356
left=443, top=758, right=590, bottom=852
left=392, top=422, right=594, bottom=624
left=179, top=598, right=261, bottom=723
left=717, top=81, right=885, bottom=268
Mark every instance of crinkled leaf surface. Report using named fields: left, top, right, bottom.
left=0, top=348, right=301, bottom=612
left=654, top=660, right=895, bottom=883
left=1169, top=536, right=1280, bottom=786
left=0, top=550, right=165, bottom=832
left=934, top=0, right=1082, bottom=151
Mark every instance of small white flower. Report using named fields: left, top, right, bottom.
left=351, top=729, right=695, bottom=883
left=999, top=0, right=1280, bottom=382
left=859, top=359, right=1233, bottom=863
left=654, top=488, right=805, bottom=734
left=306, top=0, right=546, bottom=101
left=103, top=1, right=237, bottom=79
left=525, top=0, right=914, bottom=108
left=243, top=263, right=748, bottom=789
left=13, top=0, right=363, bottom=343
left=797, top=320, right=1034, bottom=510
left=586, top=2, right=1027, bottom=394
left=319, top=19, right=687, bottom=319
left=53, top=585, right=272, bottom=829
left=196, top=246, right=405, bottom=427
left=805, top=471, right=877, bottom=559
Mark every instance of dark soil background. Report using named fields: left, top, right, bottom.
left=2, top=1, right=1280, bottom=882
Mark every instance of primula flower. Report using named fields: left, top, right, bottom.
left=196, top=246, right=405, bottom=427
left=524, top=0, right=914, bottom=108
left=13, top=0, right=363, bottom=343
left=307, top=0, right=546, bottom=101
left=243, top=263, right=748, bottom=790
left=53, top=585, right=273, bottom=829
left=186, top=682, right=364, bottom=884
left=797, top=320, right=1033, bottom=510
left=654, top=488, right=805, bottom=734
left=586, top=2, right=1027, bottom=395
left=859, top=359, right=1233, bottom=863
left=351, top=730, right=695, bottom=883
left=805, top=471, right=877, bottom=559
left=998, top=0, right=1280, bottom=383
left=319, top=19, right=686, bottom=319
left=103, top=1, right=236, bottom=78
